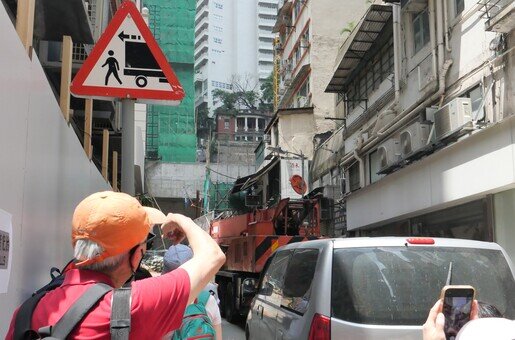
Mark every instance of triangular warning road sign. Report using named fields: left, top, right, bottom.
left=70, top=1, right=185, bottom=105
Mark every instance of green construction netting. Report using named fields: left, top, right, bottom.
left=144, top=0, right=196, bottom=163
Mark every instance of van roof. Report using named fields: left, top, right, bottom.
left=279, top=237, right=503, bottom=251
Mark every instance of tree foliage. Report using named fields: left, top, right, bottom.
left=212, top=74, right=273, bottom=116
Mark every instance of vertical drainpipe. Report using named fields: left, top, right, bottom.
left=428, top=0, right=438, bottom=81
left=392, top=3, right=401, bottom=102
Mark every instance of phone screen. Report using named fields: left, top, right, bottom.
left=443, top=289, right=474, bottom=340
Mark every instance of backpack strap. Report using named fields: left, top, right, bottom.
left=197, top=291, right=211, bottom=307
left=110, top=286, right=132, bottom=340
left=37, top=283, right=112, bottom=339
left=184, top=291, right=211, bottom=317
left=13, top=290, right=48, bottom=340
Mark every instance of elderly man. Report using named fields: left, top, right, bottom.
left=5, top=191, right=225, bottom=339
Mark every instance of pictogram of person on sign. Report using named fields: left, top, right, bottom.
left=102, top=50, right=122, bottom=85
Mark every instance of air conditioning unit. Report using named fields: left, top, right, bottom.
left=399, top=121, right=431, bottom=158
left=297, top=96, right=307, bottom=107
left=377, top=138, right=401, bottom=171
left=434, top=98, right=473, bottom=141
left=263, top=134, right=271, bottom=143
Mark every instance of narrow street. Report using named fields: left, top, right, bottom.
left=221, top=319, right=245, bottom=340
left=1, top=0, right=515, bottom=339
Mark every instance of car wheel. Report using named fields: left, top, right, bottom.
left=225, top=282, right=237, bottom=323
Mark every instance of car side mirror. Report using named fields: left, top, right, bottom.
left=242, top=278, right=258, bottom=295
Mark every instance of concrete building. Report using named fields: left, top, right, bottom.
left=227, top=0, right=365, bottom=210
left=194, top=0, right=278, bottom=117
left=317, top=0, right=515, bottom=258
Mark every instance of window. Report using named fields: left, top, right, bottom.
left=345, top=38, right=394, bottom=112
left=331, top=247, right=515, bottom=325
left=258, top=250, right=293, bottom=300
left=369, top=149, right=385, bottom=184
left=237, top=118, right=245, bottom=130
left=413, top=9, right=430, bottom=54
left=293, top=0, right=303, bottom=20
left=466, top=86, right=484, bottom=120
left=258, top=119, right=265, bottom=130
left=281, top=249, right=320, bottom=315
left=455, top=0, right=464, bottom=16
left=348, top=162, right=360, bottom=192
left=224, top=119, right=230, bottom=130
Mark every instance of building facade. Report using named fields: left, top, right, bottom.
left=317, top=0, right=515, bottom=258
left=194, top=0, right=278, bottom=117
left=144, top=0, right=197, bottom=163
left=227, top=0, right=364, bottom=214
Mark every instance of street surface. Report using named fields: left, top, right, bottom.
left=222, top=319, right=245, bottom=340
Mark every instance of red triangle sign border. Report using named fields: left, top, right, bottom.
left=70, top=1, right=185, bottom=104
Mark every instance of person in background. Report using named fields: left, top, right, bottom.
left=163, top=244, right=223, bottom=340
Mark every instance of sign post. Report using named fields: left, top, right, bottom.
left=70, top=1, right=184, bottom=194
left=121, top=99, right=135, bottom=194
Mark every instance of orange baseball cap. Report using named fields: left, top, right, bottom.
left=72, top=191, right=167, bottom=267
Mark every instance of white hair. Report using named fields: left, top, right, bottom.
left=74, top=239, right=127, bottom=272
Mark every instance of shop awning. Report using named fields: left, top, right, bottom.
left=230, top=157, right=280, bottom=194
left=325, top=4, right=392, bottom=93
left=34, top=0, right=95, bottom=44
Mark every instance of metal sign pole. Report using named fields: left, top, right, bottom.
left=121, top=98, right=135, bottom=195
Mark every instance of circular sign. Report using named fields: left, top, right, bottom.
left=290, top=175, right=307, bottom=195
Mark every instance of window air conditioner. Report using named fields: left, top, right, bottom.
left=263, top=134, right=271, bottom=143
left=377, top=138, right=401, bottom=171
left=433, top=97, right=472, bottom=141
left=399, top=121, right=431, bottom=158
left=298, top=96, right=307, bottom=107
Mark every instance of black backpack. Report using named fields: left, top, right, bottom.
left=13, top=262, right=131, bottom=340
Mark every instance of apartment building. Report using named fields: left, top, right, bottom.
left=194, top=0, right=278, bottom=117
left=227, top=0, right=365, bottom=210
left=317, top=0, right=515, bottom=257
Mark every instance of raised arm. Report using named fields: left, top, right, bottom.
left=161, top=214, right=225, bottom=304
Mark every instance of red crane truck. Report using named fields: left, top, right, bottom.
left=209, top=198, right=321, bottom=322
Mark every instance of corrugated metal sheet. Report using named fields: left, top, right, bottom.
left=326, top=4, right=392, bottom=93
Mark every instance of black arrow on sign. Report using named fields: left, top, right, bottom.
left=118, top=31, right=130, bottom=41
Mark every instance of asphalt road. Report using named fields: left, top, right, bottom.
left=222, top=318, right=245, bottom=340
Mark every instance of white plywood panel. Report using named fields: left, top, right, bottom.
left=0, top=4, right=110, bottom=334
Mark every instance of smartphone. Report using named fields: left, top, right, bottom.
left=440, top=285, right=475, bottom=340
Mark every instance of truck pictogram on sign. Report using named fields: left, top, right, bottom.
left=70, top=1, right=184, bottom=105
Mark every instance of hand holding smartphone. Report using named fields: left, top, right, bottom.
left=440, top=285, right=476, bottom=340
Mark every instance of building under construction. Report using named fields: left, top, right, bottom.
left=144, top=0, right=196, bottom=163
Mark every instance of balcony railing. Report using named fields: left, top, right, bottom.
left=482, top=0, right=515, bottom=33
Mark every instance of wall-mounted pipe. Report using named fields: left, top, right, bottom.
left=428, top=0, right=438, bottom=81
left=392, top=3, right=402, bottom=101
left=443, top=0, right=451, bottom=52
left=340, top=59, right=453, bottom=166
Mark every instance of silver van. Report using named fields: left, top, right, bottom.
left=245, top=237, right=515, bottom=340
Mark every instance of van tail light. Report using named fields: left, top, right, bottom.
left=406, top=237, right=435, bottom=245
left=308, top=313, right=330, bottom=340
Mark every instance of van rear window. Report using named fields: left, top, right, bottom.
left=331, top=247, right=515, bottom=325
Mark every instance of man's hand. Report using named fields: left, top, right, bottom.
left=161, top=213, right=188, bottom=245
left=423, top=300, right=446, bottom=340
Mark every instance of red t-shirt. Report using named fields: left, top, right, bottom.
left=5, top=268, right=190, bottom=339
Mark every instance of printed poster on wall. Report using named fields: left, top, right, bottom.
left=0, top=208, right=12, bottom=294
